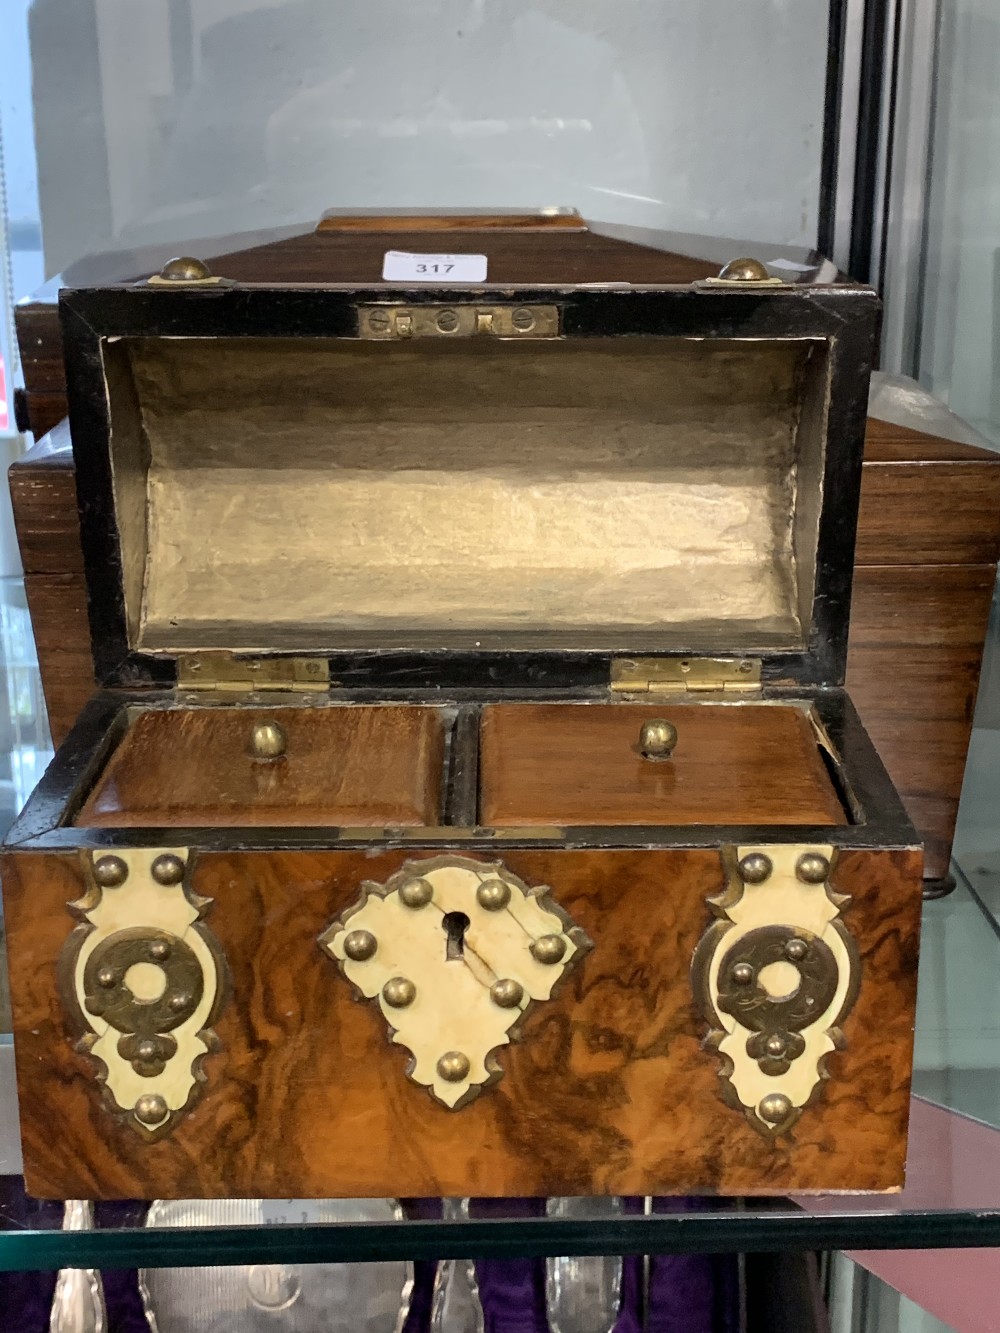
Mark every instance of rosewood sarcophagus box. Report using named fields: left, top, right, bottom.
left=1, top=255, right=922, bottom=1199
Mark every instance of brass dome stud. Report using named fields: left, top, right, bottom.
left=490, top=978, right=525, bottom=1009
left=400, top=878, right=434, bottom=909
left=158, top=256, right=212, bottom=282
left=477, top=879, right=511, bottom=912
left=784, top=937, right=808, bottom=962
left=639, top=718, right=678, bottom=761
left=437, top=1051, right=471, bottom=1083
left=382, top=977, right=417, bottom=1009
left=134, top=1093, right=169, bottom=1126
left=718, top=257, right=771, bottom=282
left=731, top=962, right=754, bottom=986
left=343, top=929, right=378, bottom=962
left=738, top=852, right=773, bottom=885
left=96, top=967, right=117, bottom=989
left=530, top=934, right=566, bottom=965
left=148, top=939, right=171, bottom=962
left=151, top=854, right=185, bottom=886
left=93, top=855, right=128, bottom=888
left=137, top=1039, right=159, bottom=1062
left=765, top=1035, right=787, bottom=1058
left=796, top=852, right=830, bottom=884
left=250, top=721, right=287, bottom=761
left=758, top=1093, right=793, bottom=1126
left=168, top=992, right=192, bottom=1012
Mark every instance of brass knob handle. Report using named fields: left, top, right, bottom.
left=639, top=718, right=678, bottom=761
left=250, top=721, right=287, bottom=760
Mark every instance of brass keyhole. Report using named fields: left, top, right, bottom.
left=442, top=911, right=470, bottom=961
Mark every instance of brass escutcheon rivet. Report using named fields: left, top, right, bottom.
left=530, top=934, right=566, bottom=965
left=738, top=853, right=773, bottom=884
left=796, top=852, right=830, bottom=884
left=400, top=878, right=433, bottom=909
left=151, top=854, right=185, bottom=886
left=250, top=721, right=287, bottom=761
left=343, top=929, right=378, bottom=962
left=134, top=1093, right=168, bottom=1125
left=785, top=937, right=808, bottom=962
left=731, top=962, right=754, bottom=986
left=758, top=1092, right=793, bottom=1125
left=490, top=978, right=525, bottom=1009
left=477, top=879, right=511, bottom=911
left=94, top=855, right=128, bottom=888
left=639, top=718, right=678, bottom=761
left=382, top=977, right=417, bottom=1009
left=437, top=1051, right=471, bottom=1083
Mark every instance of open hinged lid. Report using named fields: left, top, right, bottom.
left=58, top=213, right=879, bottom=694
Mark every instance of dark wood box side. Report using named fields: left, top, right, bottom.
left=9, top=416, right=1000, bottom=883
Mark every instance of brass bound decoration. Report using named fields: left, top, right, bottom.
left=319, top=856, right=590, bottom=1109
left=692, top=845, right=860, bottom=1137
left=59, top=849, right=227, bottom=1138
left=0, top=216, right=924, bottom=1199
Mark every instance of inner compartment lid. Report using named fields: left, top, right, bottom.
left=61, top=284, right=878, bottom=688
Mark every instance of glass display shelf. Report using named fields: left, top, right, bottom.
left=0, top=581, right=999, bottom=1271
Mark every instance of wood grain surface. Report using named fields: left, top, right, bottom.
left=75, top=705, right=446, bottom=827
left=846, top=563, right=997, bottom=878
left=2, top=845, right=922, bottom=1199
left=480, top=703, right=847, bottom=827
left=315, top=211, right=588, bottom=233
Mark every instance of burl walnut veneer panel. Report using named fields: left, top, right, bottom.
left=75, top=706, right=446, bottom=828
left=3, top=846, right=921, bottom=1199
left=479, top=703, right=846, bottom=827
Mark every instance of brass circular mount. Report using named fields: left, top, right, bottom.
left=151, top=854, right=185, bottom=886
left=437, top=1051, right=471, bottom=1083
left=250, top=721, right=287, bottom=760
left=382, top=977, right=417, bottom=1009
left=476, top=879, right=511, bottom=912
left=400, top=878, right=433, bottom=909
left=343, top=929, right=378, bottom=962
left=639, top=718, right=678, bottom=761
left=531, top=934, right=566, bottom=965
left=796, top=852, right=830, bottom=884
left=94, top=855, right=128, bottom=888
left=738, top=852, right=773, bottom=885
left=490, top=978, right=525, bottom=1009
left=718, top=257, right=770, bottom=282
left=134, top=1093, right=169, bottom=1126
left=158, top=256, right=212, bottom=282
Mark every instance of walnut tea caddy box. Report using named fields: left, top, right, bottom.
left=1, top=255, right=922, bottom=1200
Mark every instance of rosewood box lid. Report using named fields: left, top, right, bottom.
left=58, top=211, right=879, bottom=694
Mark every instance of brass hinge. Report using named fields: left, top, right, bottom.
left=176, top=655, right=329, bottom=693
left=358, top=304, right=559, bottom=339
left=610, top=657, right=762, bottom=695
